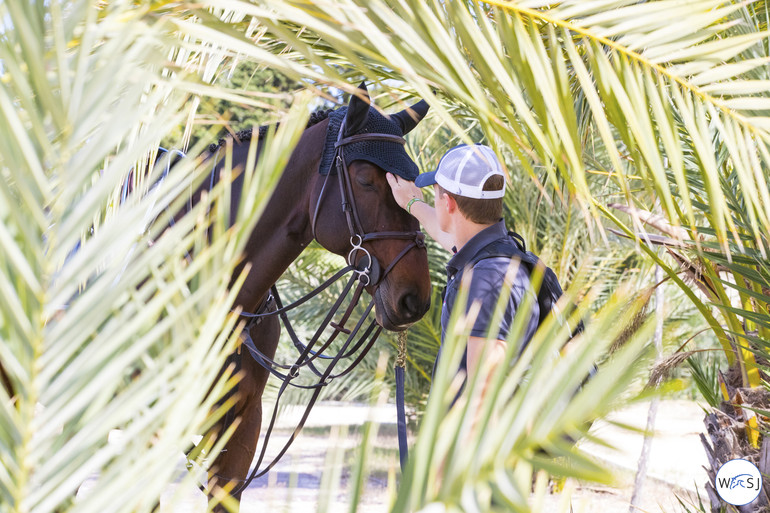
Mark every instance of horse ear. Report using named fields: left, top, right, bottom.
left=344, top=81, right=370, bottom=135
left=391, top=99, right=429, bottom=135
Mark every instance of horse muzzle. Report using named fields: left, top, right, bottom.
left=372, top=280, right=431, bottom=332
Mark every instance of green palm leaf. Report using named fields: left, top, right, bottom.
left=390, top=276, right=653, bottom=511
left=197, top=0, right=769, bottom=248
left=0, top=2, right=311, bottom=512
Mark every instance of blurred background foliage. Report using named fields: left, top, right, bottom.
left=163, top=63, right=304, bottom=148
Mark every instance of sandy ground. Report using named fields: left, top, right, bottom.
left=571, top=399, right=709, bottom=513
left=81, top=399, right=711, bottom=512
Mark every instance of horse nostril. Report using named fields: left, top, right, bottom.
left=400, top=292, right=423, bottom=319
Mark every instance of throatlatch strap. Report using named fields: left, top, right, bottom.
left=396, top=330, right=409, bottom=472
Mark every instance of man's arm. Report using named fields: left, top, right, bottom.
left=408, top=200, right=455, bottom=252
left=386, top=173, right=454, bottom=251
left=466, top=335, right=507, bottom=398
left=463, top=263, right=529, bottom=407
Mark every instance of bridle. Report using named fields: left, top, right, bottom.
left=204, top=121, right=427, bottom=495
left=312, top=121, right=426, bottom=287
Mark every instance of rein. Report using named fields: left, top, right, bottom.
left=211, top=123, right=426, bottom=495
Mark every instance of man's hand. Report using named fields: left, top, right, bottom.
left=386, top=172, right=423, bottom=210
left=387, top=172, right=455, bottom=252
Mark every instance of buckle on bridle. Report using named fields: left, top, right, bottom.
left=356, top=272, right=371, bottom=287
left=348, top=234, right=373, bottom=285
left=348, top=235, right=369, bottom=267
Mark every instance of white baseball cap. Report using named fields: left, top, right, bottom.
left=414, top=144, right=505, bottom=199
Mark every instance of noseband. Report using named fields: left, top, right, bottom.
left=311, top=124, right=426, bottom=287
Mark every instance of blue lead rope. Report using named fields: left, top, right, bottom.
left=396, top=366, right=408, bottom=471
left=395, top=332, right=409, bottom=472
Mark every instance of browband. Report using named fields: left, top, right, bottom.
left=335, top=133, right=406, bottom=147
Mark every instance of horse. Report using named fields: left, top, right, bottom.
left=201, top=83, right=432, bottom=511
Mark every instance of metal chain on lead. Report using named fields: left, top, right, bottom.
left=396, top=330, right=407, bottom=368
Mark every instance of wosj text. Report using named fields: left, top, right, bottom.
left=718, top=474, right=762, bottom=491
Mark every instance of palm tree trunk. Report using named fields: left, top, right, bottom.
left=629, top=265, right=665, bottom=511
left=701, top=377, right=770, bottom=512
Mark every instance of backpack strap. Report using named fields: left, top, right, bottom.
left=465, top=231, right=563, bottom=328
left=470, top=232, right=591, bottom=384
left=468, top=232, right=532, bottom=266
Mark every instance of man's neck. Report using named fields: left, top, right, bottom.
left=452, top=218, right=496, bottom=251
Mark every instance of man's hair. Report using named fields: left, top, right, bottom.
left=438, top=174, right=504, bottom=224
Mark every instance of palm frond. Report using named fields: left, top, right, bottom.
left=207, top=0, right=767, bottom=244
left=0, top=2, right=312, bottom=512
left=389, top=276, right=654, bottom=511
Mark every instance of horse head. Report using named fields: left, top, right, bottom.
left=310, top=83, right=431, bottom=331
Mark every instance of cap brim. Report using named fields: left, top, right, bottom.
left=414, top=170, right=438, bottom=188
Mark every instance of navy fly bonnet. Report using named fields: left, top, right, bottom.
left=318, top=86, right=429, bottom=181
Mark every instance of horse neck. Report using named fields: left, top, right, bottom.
left=233, top=119, right=328, bottom=313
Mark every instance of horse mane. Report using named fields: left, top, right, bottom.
left=208, top=108, right=335, bottom=153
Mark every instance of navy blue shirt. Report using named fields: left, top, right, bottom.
left=436, top=220, right=540, bottom=379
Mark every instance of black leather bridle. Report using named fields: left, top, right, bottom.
left=207, top=123, right=427, bottom=495
left=312, top=122, right=426, bottom=287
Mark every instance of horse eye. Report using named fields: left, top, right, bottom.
left=357, top=177, right=376, bottom=189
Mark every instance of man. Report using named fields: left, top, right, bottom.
left=386, top=143, right=540, bottom=396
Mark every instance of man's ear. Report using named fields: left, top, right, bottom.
left=443, top=192, right=458, bottom=215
